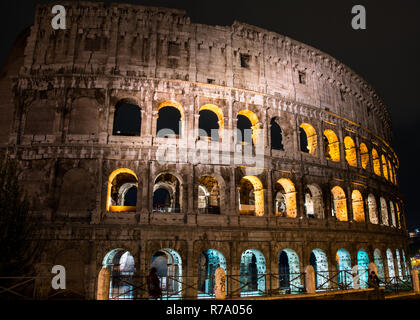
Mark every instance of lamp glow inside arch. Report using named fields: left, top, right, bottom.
left=324, top=129, right=340, bottom=162
left=372, top=149, right=381, bottom=176
left=300, top=123, right=317, bottom=155
left=237, top=109, right=260, bottom=145
left=331, top=186, right=348, bottom=222
left=275, top=178, right=297, bottom=218
left=344, top=136, right=357, bottom=167
left=241, top=175, right=264, bottom=216
left=360, top=143, right=369, bottom=169
left=107, top=168, right=139, bottom=212
left=200, top=104, right=224, bottom=131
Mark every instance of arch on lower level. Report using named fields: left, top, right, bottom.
left=357, top=249, right=370, bottom=289
left=336, top=248, right=352, bottom=288
left=197, top=249, right=227, bottom=298
left=310, top=248, right=329, bottom=290
left=373, top=249, right=385, bottom=282
left=386, top=249, right=396, bottom=281
left=240, top=249, right=266, bottom=296
left=150, top=248, right=183, bottom=297
left=102, top=248, right=136, bottom=300
left=278, top=249, right=301, bottom=293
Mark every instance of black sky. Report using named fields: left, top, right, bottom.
left=0, top=0, right=418, bottom=230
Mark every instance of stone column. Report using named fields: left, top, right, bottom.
left=411, top=270, right=420, bottom=293
left=184, top=245, right=197, bottom=299
left=96, top=268, right=110, bottom=300
left=304, top=265, right=316, bottom=293
left=215, top=267, right=226, bottom=299
left=346, top=185, right=353, bottom=223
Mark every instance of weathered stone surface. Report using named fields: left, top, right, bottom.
left=0, top=2, right=410, bottom=300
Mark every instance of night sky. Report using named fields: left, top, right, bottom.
left=1, top=0, right=418, bottom=230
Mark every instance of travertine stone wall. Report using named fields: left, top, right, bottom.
left=0, top=2, right=408, bottom=299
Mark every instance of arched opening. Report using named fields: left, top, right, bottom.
left=270, top=118, right=284, bottom=150
left=274, top=178, right=297, bottom=218
left=304, top=184, right=324, bottom=219
left=198, top=175, right=220, bottom=214
left=381, top=155, right=389, bottom=180
left=331, top=186, right=348, bottom=221
left=156, top=101, right=184, bottom=138
left=395, top=203, right=401, bottom=229
left=360, top=143, right=369, bottom=169
left=386, top=249, right=396, bottom=281
left=389, top=201, right=396, bottom=227
left=323, top=129, right=340, bottom=162
left=299, top=123, right=317, bottom=155
left=150, top=248, right=182, bottom=298
left=380, top=197, right=389, bottom=226
left=107, top=169, right=138, bottom=212
left=310, top=249, right=329, bottom=290
left=102, top=249, right=136, bottom=300
left=112, top=100, right=141, bottom=136
left=240, top=249, right=266, bottom=296
left=351, top=190, right=365, bottom=222
left=388, top=159, right=394, bottom=184
left=372, top=149, right=381, bottom=176
left=344, top=136, right=357, bottom=167
left=197, top=249, right=226, bottom=298
left=402, top=250, right=409, bottom=278
left=153, top=173, right=181, bottom=213
left=198, top=109, right=220, bottom=141
left=367, top=194, right=378, bottom=224
left=357, top=249, right=370, bottom=289
left=237, top=110, right=260, bottom=146
left=336, top=249, right=352, bottom=289
left=395, top=249, right=403, bottom=279
left=278, top=249, right=301, bottom=294
left=238, top=176, right=264, bottom=216
left=374, top=249, right=385, bottom=283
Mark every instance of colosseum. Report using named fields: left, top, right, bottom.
left=0, top=2, right=413, bottom=300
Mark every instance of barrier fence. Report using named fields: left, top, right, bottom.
left=0, top=270, right=416, bottom=300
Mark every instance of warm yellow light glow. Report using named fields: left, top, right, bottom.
left=331, top=186, right=348, bottom=222
left=360, top=143, right=369, bottom=170
left=324, top=129, right=340, bottom=162
left=200, top=104, right=224, bottom=130
left=107, top=168, right=138, bottom=212
left=157, top=100, right=185, bottom=121
left=395, top=203, right=401, bottom=229
left=344, top=136, right=357, bottom=167
left=372, top=149, right=381, bottom=176
left=238, top=110, right=260, bottom=145
left=109, top=205, right=137, bottom=212
left=242, top=175, right=264, bottom=216
left=388, top=159, right=394, bottom=184
left=276, top=178, right=297, bottom=218
left=381, top=155, right=388, bottom=180
left=351, top=190, right=365, bottom=222
left=300, top=123, right=317, bottom=155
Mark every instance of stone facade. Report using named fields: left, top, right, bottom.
left=0, top=2, right=409, bottom=299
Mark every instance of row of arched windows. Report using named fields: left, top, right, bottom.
left=107, top=168, right=403, bottom=229
left=110, top=100, right=397, bottom=187
left=100, top=246, right=409, bottom=299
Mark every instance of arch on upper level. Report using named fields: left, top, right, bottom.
left=156, top=100, right=185, bottom=137
left=107, top=168, right=138, bottom=212
left=331, top=186, right=348, bottom=222
left=351, top=190, right=365, bottom=222
left=274, top=178, right=297, bottom=218
left=237, top=109, right=260, bottom=146
left=299, top=123, right=317, bottom=155
left=323, top=129, right=340, bottom=162
left=359, top=143, right=369, bottom=170
left=381, top=155, right=389, bottom=180
left=238, top=175, right=264, bottom=216
left=372, top=149, right=381, bottom=176
left=199, top=104, right=224, bottom=141
left=344, top=136, right=357, bottom=167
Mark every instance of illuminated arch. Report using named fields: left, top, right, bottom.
left=200, top=104, right=224, bottom=130
left=357, top=249, right=370, bottom=288
left=395, top=203, right=401, bottom=229
left=351, top=190, right=365, bottom=222
left=197, top=249, right=227, bottom=298
left=237, top=110, right=260, bottom=145
left=274, top=178, right=297, bottom=218
left=150, top=248, right=183, bottom=297
left=107, top=168, right=138, bottom=212
left=310, top=248, right=329, bottom=290
left=372, top=149, right=381, bottom=176
left=300, top=123, right=317, bottom=155
left=304, top=184, right=324, bottom=219
left=278, top=249, right=301, bottom=293
left=367, top=194, right=378, bottom=224
left=239, top=175, right=264, bottom=216
left=374, top=249, right=385, bottom=282
left=386, top=249, right=395, bottom=280
left=388, top=159, right=394, bottom=184
left=395, top=249, right=403, bottom=278
left=331, top=186, right=348, bottom=222
left=240, top=249, right=266, bottom=296
left=323, top=129, right=340, bottom=162
left=359, top=143, right=369, bottom=169
left=157, top=100, right=185, bottom=121
left=344, top=136, right=357, bottom=167
left=389, top=201, right=396, bottom=227
left=336, top=249, right=352, bottom=288
left=380, top=197, right=389, bottom=226
left=381, top=155, right=388, bottom=180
